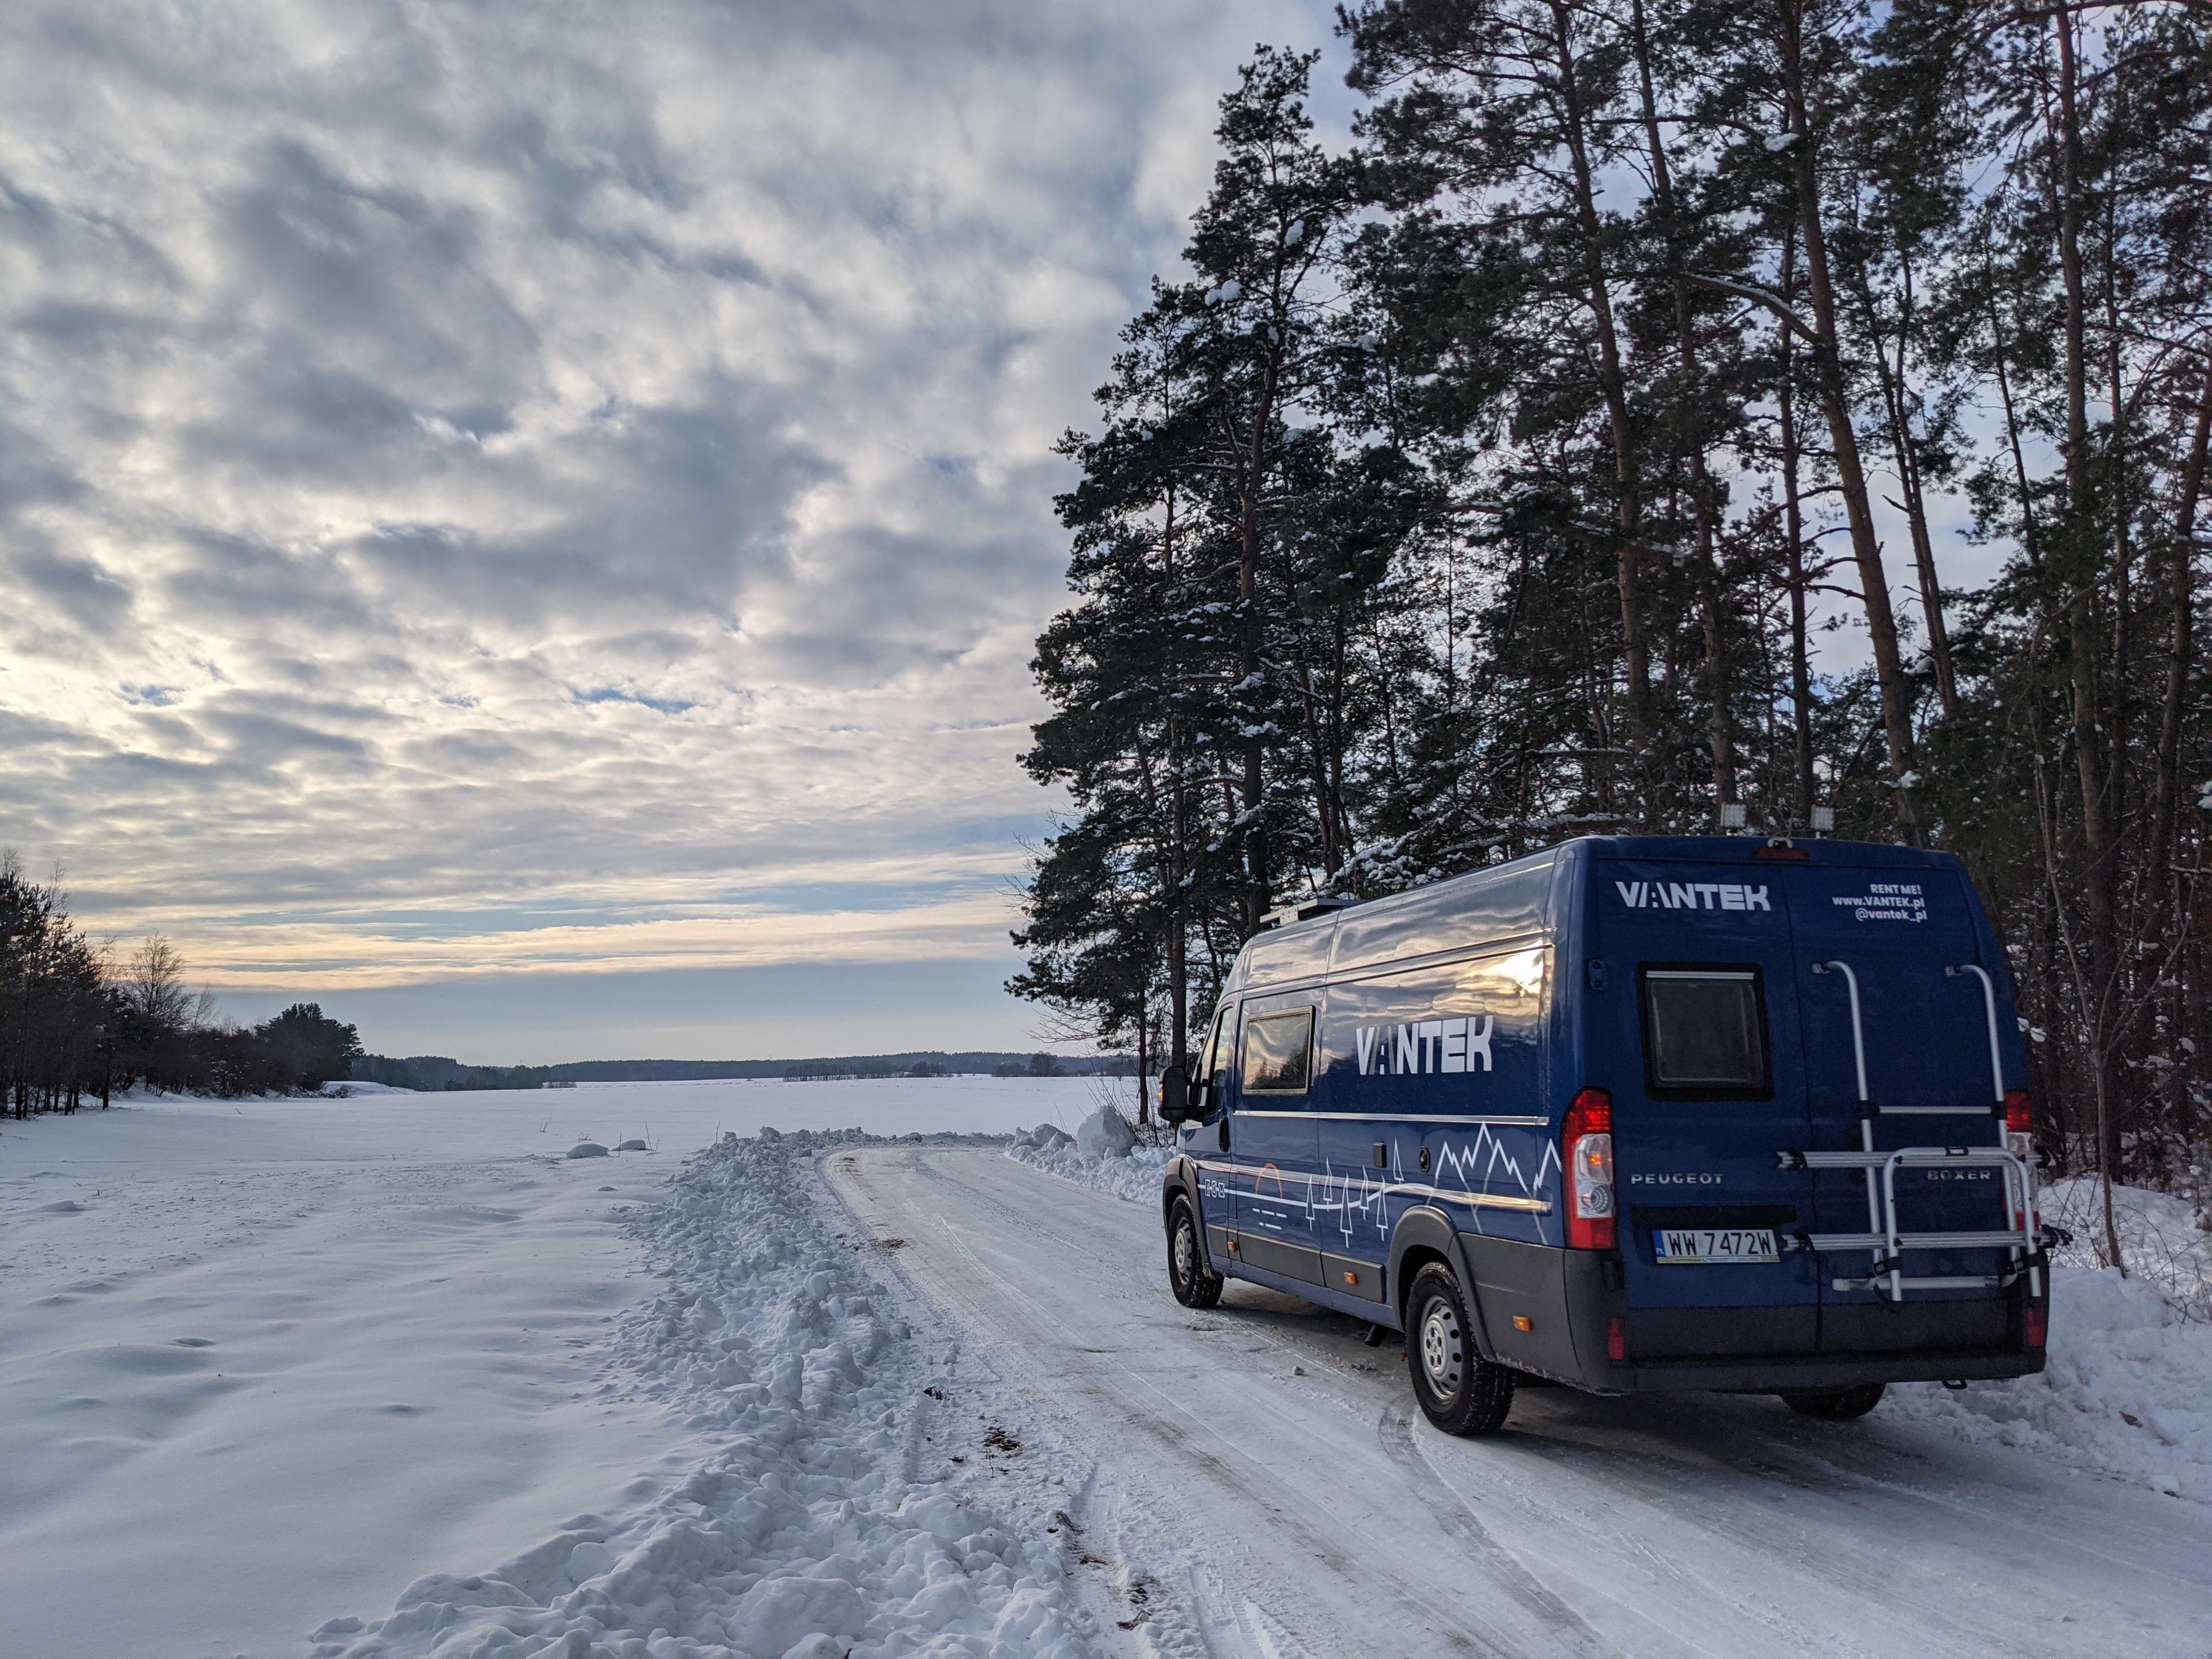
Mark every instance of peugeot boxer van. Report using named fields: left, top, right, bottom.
left=1156, top=835, right=2052, bottom=1435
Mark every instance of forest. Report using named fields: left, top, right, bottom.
left=0, top=855, right=362, bottom=1114
left=1012, top=0, right=2211, bottom=1230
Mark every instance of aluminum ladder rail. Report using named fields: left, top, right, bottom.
left=1791, top=960, right=2044, bottom=1304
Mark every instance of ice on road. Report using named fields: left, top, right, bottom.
left=828, top=1146, right=2212, bottom=1659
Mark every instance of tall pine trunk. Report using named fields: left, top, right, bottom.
left=1781, top=0, right=1920, bottom=838
left=1550, top=0, right=1654, bottom=819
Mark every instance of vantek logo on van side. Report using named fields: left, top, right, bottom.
left=1355, top=1016, right=1494, bottom=1075
left=1615, top=880, right=1770, bottom=912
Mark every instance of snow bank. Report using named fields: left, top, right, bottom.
left=1073, top=1105, right=1134, bottom=1160
left=1882, top=1173, right=2212, bottom=1505
left=2041, top=1175, right=2212, bottom=1321
left=316, top=1129, right=1097, bottom=1659
left=1883, top=1266, right=2212, bottom=1503
left=1006, top=1118, right=1171, bottom=1207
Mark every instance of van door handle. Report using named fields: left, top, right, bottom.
left=1218, top=1118, right=1230, bottom=1152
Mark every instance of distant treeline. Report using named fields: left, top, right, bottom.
left=352, top=1050, right=1132, bottom=1092
left=1, top=856, right=363, bottom=1117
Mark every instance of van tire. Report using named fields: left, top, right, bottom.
left=1406, top=1263, right=1514, bottom=1436
left=1779, top=1383, right=1886, bottom=1421
left=1167, top=1198, right=1223, bottom=1309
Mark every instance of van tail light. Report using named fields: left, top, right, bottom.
left=2023, top=1300, right=2047, bottom=1350
left=1607, top=1316, right=1627, bottom=1362
left=2003, top=1089, right=2035, bottom=1229
left=1565, top=1087, right=1615, bottom=1250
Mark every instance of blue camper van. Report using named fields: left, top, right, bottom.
left=1156, top=835, right=2051, bottom=1435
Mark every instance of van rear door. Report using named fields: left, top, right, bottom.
left=1594, top=862, right=1821, bottom=1358
left=1787, top=863, right=2013, bottom=1354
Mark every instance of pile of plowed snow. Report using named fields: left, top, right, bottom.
left=1887, top=1176, right=2212, bottom=1502
left=316, top=1128, right=1099, bottom=1658
left=2041, top=1175, right=2212, bottom=1320
left=1006, top=1110, right=1169, bottom=1205
left=1884, top=1265, right=2212, bottom=1502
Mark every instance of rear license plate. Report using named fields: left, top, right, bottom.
left=1654, top=1228, right=1779, bottom=1264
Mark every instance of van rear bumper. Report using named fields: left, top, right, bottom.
left=1609, top=1347, right=2046, bottom=1394
left=1483, top=1241, right=2050, bottom=1396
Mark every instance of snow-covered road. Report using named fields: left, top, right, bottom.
left=827, top=1146, right=2212, bottom=1659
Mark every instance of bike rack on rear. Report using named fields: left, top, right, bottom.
left=1782, top=960, right=2046, bottom=1304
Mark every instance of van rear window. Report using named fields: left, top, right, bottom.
left=1641, top=968, right=1770, bottom=1099
left=1241, top=1009, right=1313, bottom=1095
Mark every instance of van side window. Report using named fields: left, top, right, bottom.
left=1241, top=1009, right=1314, bottom=1095
left=1640, top=968, right=1770, bottom=1099
left=1203, top=1009, right=1231, bottom=1101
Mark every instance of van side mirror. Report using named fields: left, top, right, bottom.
left=1158, top=1065, right=1191, bottom=1123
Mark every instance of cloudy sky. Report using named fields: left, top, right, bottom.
left=1, top=0, right=1355, bottom=1062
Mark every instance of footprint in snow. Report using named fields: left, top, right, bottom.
left=380, top=1403, right=427, bottom=1416
left=173, top=1337, right=215, bottom=1348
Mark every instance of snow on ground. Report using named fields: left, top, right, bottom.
left=838, top=1145, right=2212, bottom=1658
left=1013, top=1137, right=2212, bottom=1507
left=0, top=1077, right=1105, bottom=1659
left=1883, top=1265, right=2212, bottom=1501
left=1005, top=1112, right=1170, bottom=1206
left=315, top=1129, right=1105, bottom=1659
left=1884, top=1176, right=2212, bottom=1502
left=12, top=1079, right=2209, bottom=1657
left=2041, top=1174, right=2212, bottom=1319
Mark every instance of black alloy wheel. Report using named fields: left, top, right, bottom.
left=1404, top=1262, right=1515, bottom=1436
left=1167, top=1197, right=1224, bottom=1309
left=1779, top=1382, right=1887, bottom=1421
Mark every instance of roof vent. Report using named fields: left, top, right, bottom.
left=1260, top=896, right=1358, bottom=930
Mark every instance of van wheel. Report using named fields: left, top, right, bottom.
left=1406, top=1263, right=1514, bottom=1436
left=1780, top=1383, right=1886, bottom=1421
left=1167, top=1198, right=1223, bottom=1309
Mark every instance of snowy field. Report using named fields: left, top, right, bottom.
left=0, top=1077, right=1120, bottom=1659
left=6, top=1081, right=2208, bottom=1659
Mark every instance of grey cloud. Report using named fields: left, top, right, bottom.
left=162, top=530, right=375, bottom=634
left=196, top=706, right=373, bottom=764
left=0, top=419, right=85, bottom=518
left=8, top=548, right=135, bottom=635
left=351, top=376, right=828, bottom=631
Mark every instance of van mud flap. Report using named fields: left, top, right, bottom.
left=1458, top=1234, right=1585, bottom=1384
